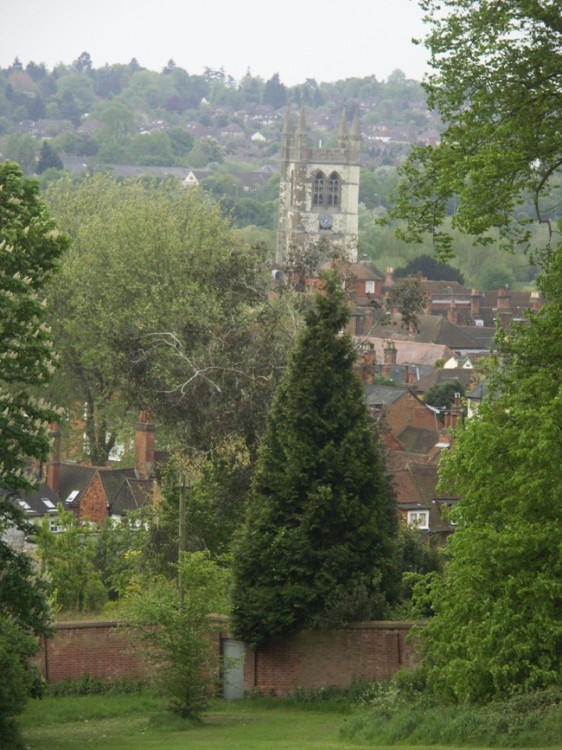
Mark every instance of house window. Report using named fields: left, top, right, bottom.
left=365, top=280, right=375, bottom=294
left=407, top=510, right=429, bottom=530
left=312, top=171, right=325, bottom=206
left=49, top=519, right=64, bottom=533
left=328, top=172, right=340, bottom=207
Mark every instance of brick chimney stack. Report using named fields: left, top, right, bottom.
left=497, top=288, right=512, bottom=331
left=384, top=267, right=394, bottom=288
left=46, top=423, right=61, bottom=493
left=135, top=410, right=155, bottom=480
left=447, top=301, right=459, bottom=325
left=470, top=288, right=482, bottom=316
left=381, top=340, right=397, bottom=378
left=444, top=393, right=464, bottom=430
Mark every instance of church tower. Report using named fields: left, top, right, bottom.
left=276, top=106, right=361, bottom=266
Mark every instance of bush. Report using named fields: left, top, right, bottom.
left=0, top=617, right=43, bottom=749
left=340, top=682, right=562, bottom=747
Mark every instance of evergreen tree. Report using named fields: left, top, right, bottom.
left=262, top=72, right=287, bottom=109
left=232, top=273, right=398, bottom=648
left=37, top=140, right=64, bottom=173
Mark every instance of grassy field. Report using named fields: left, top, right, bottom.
left=20, top=691, right=456, bottom=750
left=21, top=693, right=365, bottom=750
left=20, top=689, right=562, bottom=750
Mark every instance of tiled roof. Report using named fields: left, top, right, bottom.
left=356, top=336, right=458, bottom=365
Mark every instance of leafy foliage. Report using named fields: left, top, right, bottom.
left=0, top=618, right=43, bottom=749
left=423, top=380, right=465, bottom=411
left=123, top=551, right=231, bottom=720
left=389, top=276, right=429, bottom=334
left=232, top=273, right=399, bottom=648
left=411, top=250, right=562, bottom=702
left=36, top=506, right=108, bottom=612
left=44, top=175, right=291, bottom=464
left=394, top=254, right=464, bottom=284
left=0, top=161, right=68, bottom=748
left=0, top=161, right=69, bottom=492
left=391, top=0, right=562, bottom=267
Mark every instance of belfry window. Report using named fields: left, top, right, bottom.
left=313, top=172, right=325, bottom=206
left=328, top=172, right=340, bottom=207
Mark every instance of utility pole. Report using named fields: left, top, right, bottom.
left=178, top=473, right=188, bottom=608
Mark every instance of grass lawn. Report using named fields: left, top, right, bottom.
left=20, top=693, right=433, bottom=750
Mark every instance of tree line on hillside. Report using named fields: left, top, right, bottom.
left=0, top=55, right=435, bottom=175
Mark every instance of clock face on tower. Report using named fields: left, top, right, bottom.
left=319, top=213, right=333, bottom=230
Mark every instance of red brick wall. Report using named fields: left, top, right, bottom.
left=79, top=474, right=109, bottom=524
left=36, top=620, right=419, bottom=693
left=35, top=621, right=146, bottom=683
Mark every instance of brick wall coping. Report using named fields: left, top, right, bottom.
left=52, top=613, right=231, bottom=632
left=50, top=617, right=423, bottom=633
left=53, top=619, right=121, bottom=630
left=344, top=620, right=425, bottom=630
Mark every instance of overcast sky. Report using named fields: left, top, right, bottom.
left=1, top=0, right=429, bottom=85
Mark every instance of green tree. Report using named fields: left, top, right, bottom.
left=390, top=276, right=429, bottom=334
left=3, top=134, right=37, bottom=174
left=123, top=551, right=231, bottom=720
left=36, top=506, right=108, bottom=612
left=263, top=72, right=287, bottom=109
left=232, top=273, right=399, bottom=649
left=423, top=380, right=465, bottom=411
left=0, top=161, right=68, bottom=747
left=44, top=175, right=291, bottom=465
left=188, top=136, right=225, bottom=167
left=36, top=140, right=64, bottom=173
left=391, top=0, right=562, bottom=267
left=414, top=251, right=562, bottom=701
left=94, top=511, right=150, bottom=600
left=394, top=254, right=464, bottom=284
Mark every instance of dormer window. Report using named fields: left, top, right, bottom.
left=407, top=510, right=430, bottom=530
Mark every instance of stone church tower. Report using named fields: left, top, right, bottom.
left=276, top=107, right=361, bottom=266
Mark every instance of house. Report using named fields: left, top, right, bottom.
left=364, top=381, right=461, bottom=540
left=47, top=411, right=162, bottom=525
left=3, top=412, right=164, bottom=542
left=365, top=384, right=443, bottom=454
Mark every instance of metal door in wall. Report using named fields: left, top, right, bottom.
left=222, top=639, right=245, bottom=700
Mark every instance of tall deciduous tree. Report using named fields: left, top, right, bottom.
left=45, top=175, right=292, bottom=464
left=232, top=273, right=398, bottom=649
left=0, top=161, right=68, bottom=746
left=391, top=0, right=562, bottom=267
left=414, top=250, right=562, bottom=702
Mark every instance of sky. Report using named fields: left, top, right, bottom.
left=1, top=0, right=430, bottom=85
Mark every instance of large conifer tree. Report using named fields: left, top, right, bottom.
left=232, top=273, right=398, bottom=648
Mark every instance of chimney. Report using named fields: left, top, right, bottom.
left=135, top=410, right=155, bottom=480
left=470, top=288, right=481, bottom=316
left=497, top=288, right=512, bottom=331
left=443, top=393, right=464, bottom=430
left=447, top=301, right=459, bottom=325
left=381, top=340, right=397, bottom=378
left=46, top=423, right=61, bottom=493
left=384, top=266, right=394, bottom=288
